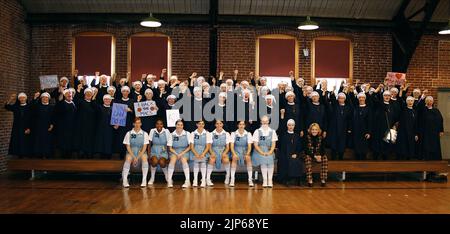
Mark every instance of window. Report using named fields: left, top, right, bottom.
left=72, top=32, right=115, bottom=87
left=312, top=36, right=352, bottom=92
left=128, top=33, right=171, bottom=82
left=256, top=35, right=299, bottom=90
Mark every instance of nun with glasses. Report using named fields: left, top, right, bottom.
left=396, top=96, right=419, bottom=160
left=114, top=86, right=135, bottom=159
left=54, top=88, right=77, bottom=158
left=74, top=87, right=97, bottom=159
left=94, top=94, right=116, bottom=159
left=417, top=95, right=444, bottom=161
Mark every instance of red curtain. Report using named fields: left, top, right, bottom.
left=315, top=40, right=350, bottom=78
left=259, top=38, right=295, bottom=77
left=75, top=36, right=112, bottom=76
left=130, top=36, right=168, bottom=82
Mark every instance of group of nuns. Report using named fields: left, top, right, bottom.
left=5, top=69, right=445, bottom=188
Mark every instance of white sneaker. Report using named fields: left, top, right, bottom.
left=123, top=179, right=130, bottom=188
left=167, top=180, right=173, bottom=188
left=207, top=180, right=214, bottom=187
left=141, top=180, right=147, bottom=187
left=262, top=180, right=268, bottom=188
left=182, top=181, right=191, bottom=188
left=147, top=178, right=154, bottom=185
left=248, top=180, right=254, bottom=187
left=268, top=180, right=273, bottom=188
left=192, top=179, right=198, bottom=187
left=224, top=177, right=230, bottom=185
left=200, top=180, right=206, bottom=188
left=229, top=179, right=235, bottom=187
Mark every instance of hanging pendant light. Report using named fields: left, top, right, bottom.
left=140, top=13, right=161, bottom=27
left=439, top=20, right=450, bottom=35
left=298, top=16, right=319, bottom=30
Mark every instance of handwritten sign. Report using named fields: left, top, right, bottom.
left=385, top=72, right=406, bottom=86
left=39, top=75, right=59, bottom=90
left=110, top=103, right=128, bottom=127
left=134, top=101, right=157, bottom=117
left=166, top=109, right=180, bottom=127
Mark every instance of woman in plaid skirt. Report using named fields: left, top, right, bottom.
left=304, top=123, right=328, bottom=187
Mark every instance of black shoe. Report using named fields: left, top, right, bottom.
left=308, top=182, right=313, bottom=187
left=321, top=182, right=326, bottom=187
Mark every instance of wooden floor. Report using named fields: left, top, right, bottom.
left=0, top=173, right=449, bottom=214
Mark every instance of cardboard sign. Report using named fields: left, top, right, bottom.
left=134, top=101, right=157, bottom=117
left=166, top=109, right=180, bottom=127
left=39, top=75, right=59, bottom=90
left=385, top=72, right=406, bottom=86
left=110, top=103, right=128, bottom=127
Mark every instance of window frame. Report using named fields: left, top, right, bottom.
left=127, top=32, right=172, bottom=81
left=255, top=34, right=299, bottom=78
left=311, top=36, right=353, bottom=84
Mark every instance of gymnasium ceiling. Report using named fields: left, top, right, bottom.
left=19, top=0, right=449, bottom=23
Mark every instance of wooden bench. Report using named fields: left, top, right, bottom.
left=8, top=159, right=449, bottom=181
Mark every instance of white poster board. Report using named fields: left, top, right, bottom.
left=134, top=101, right=157, bottom=117
left=39, top=75, right=59, bottom=90
left=166, top=109, right=180, bottom=127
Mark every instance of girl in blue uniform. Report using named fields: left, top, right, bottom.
left=230, top=121, right=253, bottom=187
left=148, top=119, right=172, bottom=186
left=167, top=119, right=191, bottom=188
left=252, top=115, right=278, bottom=188
left=121, top=117, right=150, bottom=188
left=189, top=120, right=212, bottom=188
left=210, top=120, right=231, bottom=186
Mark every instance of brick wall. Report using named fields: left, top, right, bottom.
left=406, top=34, right=450, bottom=103
left=0, top=0, right=30, bottom=173
left=30, top=24, right=210, bottom=89
left=217, top=26, right=392, bottom=85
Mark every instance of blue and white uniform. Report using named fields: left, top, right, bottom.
left=252, top=127, right=278, bottom=166
left=230, top=130, right=253, bottom=165
left=188, top=129, right=212, bottom=162
left=168, top=130, right=191, bottom=160
left=211, top=129, right=231, bottom=169
left=149, top=128, right=172, bottom=159
left=121, top=129, right=150, bottom=187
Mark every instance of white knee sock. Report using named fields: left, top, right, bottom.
left=182, top=162, right=190, bottom=182
left=206, top=163, right=214, bottom=181
left=122, top=161, right=131, bottom=181
left=268, top=165, right=274, bottom=183
left=168, top=164, right=175, bottom=182
left=193, top=162, right=199, bottom=182
left=260, top=164, right=268, bottom=183
left=230, top=165, right=236, bottom=181
left=142, top=161, right=149, bottom=183
left=247, top=166, right=253, bottom=181
left=162, top=167, right=168, bottom=182
left=201, top=162, right=207, bottom=181
left=150, top=166, right=156, bottom=181
left=224, top=163, right=230, bottom=180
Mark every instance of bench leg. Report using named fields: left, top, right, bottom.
left=422, top=171, right=427, bottom=181
left=30, top=170, right=35, bottom=181
left=342, top=171, right=346, bottom=181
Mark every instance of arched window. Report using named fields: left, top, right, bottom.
left=312, top=36, right=353, bottom=92
left=128, top=32, right=171, bottom=82
left=72, top=32, right=115, bottom=87
left=256, top=34, right=299, bottom=89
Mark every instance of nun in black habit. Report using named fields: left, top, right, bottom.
left=113, top=86, right=135, bottom=159
left=31, top=92, right=55, bottom=158
left=418, top=96, right=444, bottom=160
left=396, top=96, right=419, bottom=160
left=326, top=92, right=352, bottom=160
left=349, top=92, right=373, bottom=160
left=54, top=88, right=77, bottom=158
left=5, top=92, right=32, bottom=157
left=94, top=94, right=115, bottom=159
left=73, top=87, right=97, bottom=158
left=277, top=119, right=304, bottom=186
left=371, top=88, right=400, bottom=160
